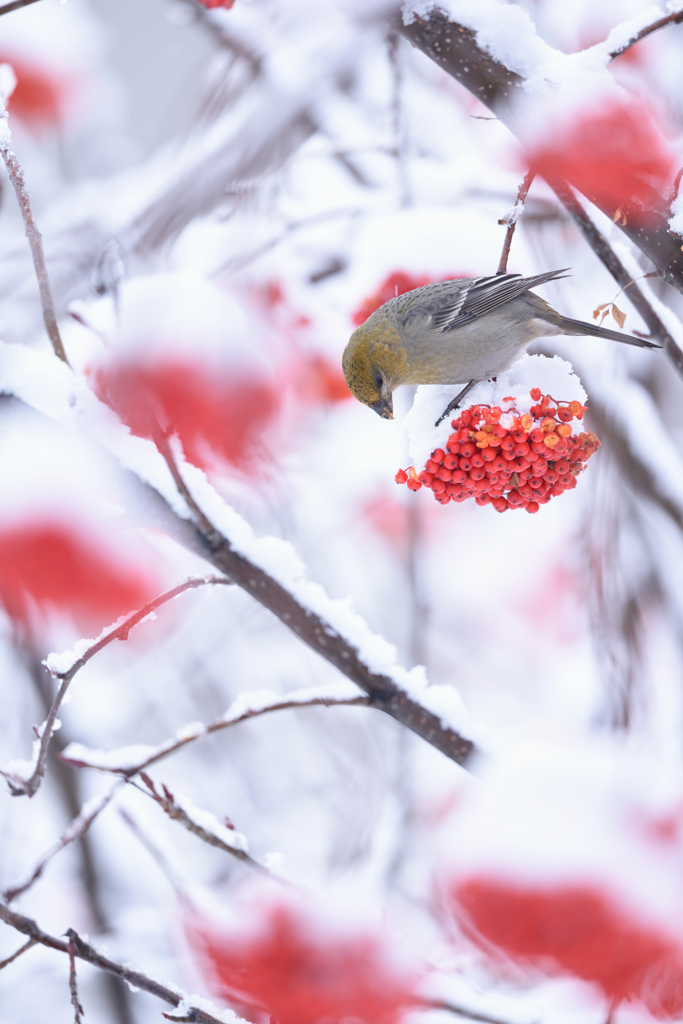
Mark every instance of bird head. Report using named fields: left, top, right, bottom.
left=342, top=319, right=408, bottom=420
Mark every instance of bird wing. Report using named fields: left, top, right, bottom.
left=402, top=269, right=571, bottom=334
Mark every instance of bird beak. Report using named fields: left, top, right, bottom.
left=370, top=395, right=394, bottom=419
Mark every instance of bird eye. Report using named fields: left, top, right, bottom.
left=373, top=372, right=383, bottom=391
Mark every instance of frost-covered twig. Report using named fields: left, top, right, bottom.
left=0, top=903, right=233, bottom=1024
left=2, top=576, right=231, bottom=798
left=3, top=785, right=121, bottom=902
left=497, top=168, right=535, bottom=274
left=61, top=685, right=370, bottom=778
left=66, top=932, right=85, bottom=1024
left=135, top=773, right=273, bottom=876
left=0, top=99, right=68, bottom=363
left=608, top=9, right=683, bottom=61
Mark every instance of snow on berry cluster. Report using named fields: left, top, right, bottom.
left=395, top=390, right=600, bottom=513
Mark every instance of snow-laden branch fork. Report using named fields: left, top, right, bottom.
left=0, top=902, right=233, bottom=1024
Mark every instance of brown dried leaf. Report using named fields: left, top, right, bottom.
left=592, top=302, right=609, bottom=320
left=611, top=303, right=626, bottom=329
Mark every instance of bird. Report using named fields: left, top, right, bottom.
left=342, top=269, right=661, bottom=424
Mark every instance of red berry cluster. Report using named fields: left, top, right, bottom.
left=395, top=389, right=600, bottom=513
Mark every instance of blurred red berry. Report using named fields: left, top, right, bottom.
left=451, top=879, right=683, bottom=1018
left=0, top=54, right=65, bottom=128
left=189, top=903, right=418, bottom=1024
left=94, top=359, right=278, bottom=472
left=529, top=98, right=676, bottom=219
left=0, top=523, right=154, bottom=628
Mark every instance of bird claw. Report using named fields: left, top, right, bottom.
left=434, top=379, right=479, bottom=427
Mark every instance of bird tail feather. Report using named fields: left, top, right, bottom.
left=556, top=315, right=662, bottom=350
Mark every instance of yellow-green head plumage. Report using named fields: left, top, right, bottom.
left=342, top=314, right=408, bottom=409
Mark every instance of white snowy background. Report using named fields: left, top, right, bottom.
left=2, top=1, right=683, bottom=1023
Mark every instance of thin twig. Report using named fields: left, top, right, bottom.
left=1, top=575, right=231, bottom=798
left=61, top=691, right=370, bottom=778
left=132, top=773, right=274, bottom=876
left=0, top=139, right=68, bottom=363
left=609, top=11, right=683, bottom=60
left=0, top=0, right=43, bottom=14
left=0, top=904, right=229, bottom=1024
left=153, top=429, right=224, bottom=547
left=497, top=168, right=535, bottom=274
left=67, top=932, right=85, bottom=1024
left=3, top=784, right=121, bottom=902
left=0, top=937, right=36, bottom=970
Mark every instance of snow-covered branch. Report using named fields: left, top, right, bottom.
left=0, top=902, right=238, bottom=1024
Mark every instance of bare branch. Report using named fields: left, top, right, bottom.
left=609, top=11, right=683, bottom=61
left=0, top=0, right=44, bottom=15
left=497, top=168, right=535, bottom=274
left=0, top=937, right=36, bottom=970
left=2, top=575, right=231, bottom=798
left=0, top=138, right=68, bottom=363
left=61, top=689, right=370, bottom=778
left=3, top=784, right=121, bottom=902
left=66, top=932, right=85, bottom=1024
left=0, top=904, right=231, bottom=1024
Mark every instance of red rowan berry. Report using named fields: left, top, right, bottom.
left=437, top=468, right=451, bottom=482
left=459, top=458, right=472, bottom=471
left=482, top=448, right=497, bottom=462
left=530, top=387, right=542, bottom=401
left=492, top=497, right=509, bottom=512
left=443, top=454, right=458, bottom=469
left=395, top=469, right=408, bottom=484
left=526, top=501, right=540, bottom=513
left=460, top=442, right=476, bottom=457
left=425, top=459, right=439, bottom=473
left=529, top=428, right=544, bottom=444
left=406, top=478, right=421, bottom=491
left=470, top=468, right=486, bottom=481
left=512, top=429, right=527, bottom=443
left=555, top=460, right=570, bottom=474
left=418, top=471, right=433, bottom=486
left=432, top=448, right=445, bottom=463
left=471, top=453, right=485, bottom=468
left=451, top=469, right=467, bottom=483
left=544, top=433, right=560, bottom=449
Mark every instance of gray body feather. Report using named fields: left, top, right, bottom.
left=381, top=270, right=659, bottom=387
